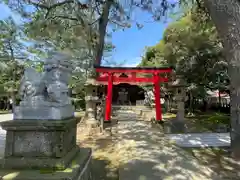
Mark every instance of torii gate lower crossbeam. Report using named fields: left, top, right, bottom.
left=94, top=66, right=173, bottom=122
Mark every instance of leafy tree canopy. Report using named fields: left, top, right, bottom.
left=140, top=7, right=228, bottom=95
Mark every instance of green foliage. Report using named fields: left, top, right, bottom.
left=72, top=98, right=86, bottom=111
left=207, top=113, right=229, bottom=125
left=0, top=17, right=26, bottom=100
left=4, top=0, right=184, bottom=66
left=140, top=7, right=228, bottom=95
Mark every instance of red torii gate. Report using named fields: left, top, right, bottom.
left=94, top=66, right=173, bottom=122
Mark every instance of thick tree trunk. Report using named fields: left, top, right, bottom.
left=204, top=0, right=240, bottom=158
left=95, top=0, right=112, bottom=66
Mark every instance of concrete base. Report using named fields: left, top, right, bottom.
left=0, top=148, right=92, bottom=180
left=163, top=120, right=186, bottom=133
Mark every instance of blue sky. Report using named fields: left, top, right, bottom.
left=109, top=10, right=171, bottom=67
left=0, top=3, right=20, bottom=22
left=0, top=2, right=176, bottom=67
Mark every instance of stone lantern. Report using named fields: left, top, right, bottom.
left=171, top=76, right=187, bottom=122
left=163, top=76, right=187, bottom=133
left=85, top=78, right=101, bottom=128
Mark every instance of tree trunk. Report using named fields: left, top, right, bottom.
left=218, top=89, right=222, bottom=111
left=11, top=61, right=16, bottom=111
left=8, top=42, right=16, bottom=111
left=10, top=92, right=15, bottom=111
left=95, top=0, right=112, bottom=66
left=166, top=98, right=170, bottom=112
left=188, top=91, right=194, bottom=115
left=169, top=96, right=173, bottom=112
left=203, top=99, right=208, bottom=112
left=204, top=0, right=240, bottom=159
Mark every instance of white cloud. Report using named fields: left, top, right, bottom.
left=124, top=62, right=139, bottom=67
left=123, top=57, right=142, bottom=67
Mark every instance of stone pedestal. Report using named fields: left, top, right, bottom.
left=14, top=104, right=75, bottom=120
left=0, top=119, right=92, bottom=180
left=163, top=119, right=186, bottom=133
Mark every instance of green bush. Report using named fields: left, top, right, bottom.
left=72, top=98, right=86, bottom=111
left=196, top=113, right=230, bottom=128
left=207, top=113, right=230, bottom=125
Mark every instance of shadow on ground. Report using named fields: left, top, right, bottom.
left=184, top=147, right=240, bottom=180
left=77, top=130, right=119, bottom=180
left=114, top=120, right=220, bottom=180
left=75, top=110, right=236, bottom=180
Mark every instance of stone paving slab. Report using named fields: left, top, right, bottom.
left=166, top=133, right=230, bottom=148
left=116, top=111, right=221, bottom=180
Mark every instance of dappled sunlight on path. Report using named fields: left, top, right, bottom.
left=116, top=117, right=221, bottom=180
left=76, top=109, right=227, bottom=179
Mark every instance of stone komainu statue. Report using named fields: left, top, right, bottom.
left=14, top=52, right=75, bottom=120
left=19, top=67, right=44, bottom=99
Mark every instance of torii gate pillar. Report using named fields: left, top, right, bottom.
left=154, top=73, right=162, bottom=121
left=105, top=73, right=113, bottom=121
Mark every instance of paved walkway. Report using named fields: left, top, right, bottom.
left=114, top=110, right=221, bottom=180
left=166, top=133, right=230, bottom=148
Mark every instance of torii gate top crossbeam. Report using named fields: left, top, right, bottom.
left=94, top=65, right=173, bottom=85
left=94, top=65, right=173, bottom=73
